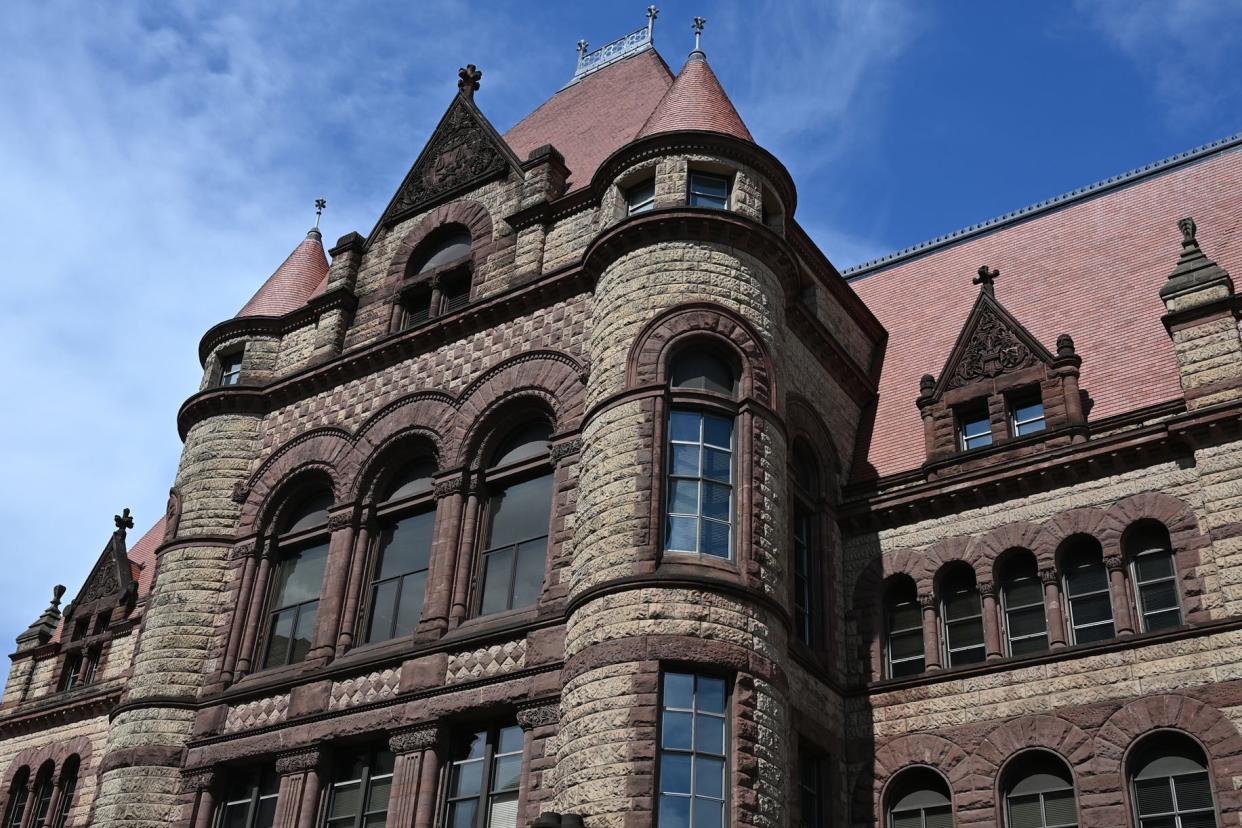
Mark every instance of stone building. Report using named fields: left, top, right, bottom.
left=4, top=12, right=1242, bottom=828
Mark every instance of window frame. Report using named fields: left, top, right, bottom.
left=885, top=588, right=926, bottom=679
left=219, top=348, right=244, bottom=387
left=215, top=766, right=279, bottom=828
left=790, top=448, right=822, bottom=649
left=1061, top=544, right=1116, bottom=645
left=258, top=500, right=333, bottom=671
left=687, top=171, right=732, bottom=210
left=1002, top=764, right=1079, bottom=828
left=473, top=425, right=555, bottom=619
left=797, top=745, right=830, bottom=828
left=1130, top=546, right=1183, bottom=633
left=664, top=406, right=736, bottom=560
left=2, top=770, right=28, bottom=828
left=625, top=177, right=656, bottom=215
left=442, top=722, right=525, bottom=828
left=956, top=401, right=993, bottom=452
left=324, top=748, right=394, bottom=828
left=49, top=759, right=78, bottom=828
left=885, top=768, right=954, bottom=828
left=940, top=571, right=987, bottom=668
left=1129, top=738, right=1219, bottom=828
left=362, top=465, right=438, bottom=645
left=657, top=671, right=730, bottom=828
left=999, top=557, right=1049, bottom=657
left=1008, top=387, right=1047, bottom=438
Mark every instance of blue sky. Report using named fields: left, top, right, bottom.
left=1, top=0, right=1239, bottom=638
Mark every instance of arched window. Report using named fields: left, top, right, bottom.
left=886, top=767, right=953, bottom=828
left=666, top=347, right=739, bottom=560
left=402, top=226, right=473, bottom=328
left=791, top=445, right=821, bottom=647
left=28, top=762, right=54, bottom=828
left=1002, top=752, right=1078, bottom=828
left=939, top=565, right=985, bottom=667
left=1130, top=733, right=1217, bottom=828
left=999, top=552, right=1048, bottom=656
left=4, top=767, right=29, bottom=828
left=261, top=488, right=333, bottom=670
left=1126, top=521, right=1182, bottom=632
left=49, top=756, right=78, bottom=828
left=365, top=460, right=437, bottom=644
left=477, top=421, right=554, bottom=617
left=885, top=577, right=924, bottom=678
left=1060, top=535, right=1114, bottom=644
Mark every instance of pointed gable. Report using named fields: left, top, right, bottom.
left=637, top=50, right=752, bottom=142
left=374, top=94, right=520, bottom=232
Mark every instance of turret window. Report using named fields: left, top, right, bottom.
left=220, top=349, right=244, bottom=386
left=659, top=672, right=728, bottom=828
left=688, top=172, right=731, bottom=210
left=626, top=178, right=656, bottom=215
left=261, top=490, right=333, bottom=670
left=666, top=410, right=734, bottom=559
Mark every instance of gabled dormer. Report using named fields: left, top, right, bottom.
left=916, top=266, right=1087, bottom=472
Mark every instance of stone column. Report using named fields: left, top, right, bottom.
left=387, top=725, right=442, bottom=828
left=1106, top=555, right=1136, bottom=636
left=979, top=580, right=1003, bottom=660
left=16, top=778, right=36, bottom=828
left=918, top=593, right=941, bottom=671
left=516, top=703, right=559, bottom=821
left=219, top=541, right=259, bottom=684
left=308, top=508, right=358, bottom=666
left=274, top=748, right=324, bottom=828
left=1041, top=566, right=1067, bottom=648
left=337, top=507, right=375, bottom=655
left=234, top=543, right=276, bottom=679
left=449, top=483, right=482, bottom=626
left=180, top=768, right=217, bottom=828
left=420, top=479, right=466, bottom=638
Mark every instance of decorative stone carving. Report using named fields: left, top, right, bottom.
left=389, top=724, right=441, bottom=754
left=1104, top=554, right=1125, bottom=572
left=230, top=540, right=257, bottom=561
left=275, top=747, right=322, bottom=775
left=550, top=439, right=582, bottom=464
left=516, top=702, right=559, bottom=731
left=917, top=593, right=936, bottom=611
left=78, top=557, right=120, bottom=604
left=446, top=639, right=527, bottom=683
left=327, top=512, right=353, bottom=531
left=164, top=486, right=182, bottom=541
left=1039, top=566, right=1059, bottom=585
left=389, top=97, right=510, bottom=219
left=434, top=478, right=464, bottom=499
left=180, top=767, right=216, bottom=794
left=231, top=481, right=251, bottom=505
left=948, top=304, right=1039, bottom=389
left=977, top=579, right=996, bottom=599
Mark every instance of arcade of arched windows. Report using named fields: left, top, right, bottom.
left=863, top=694, right=1242, bottom=828
left=857, top=494, right=1209, bottom=682
left=1, top=753, right=83, bottom=828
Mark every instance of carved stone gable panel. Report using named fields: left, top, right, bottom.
left=948, top=303, right=1040, bottom=389
left=389, top=97, right=512, bottom=222
left=76, top=552, right=121, bottom=606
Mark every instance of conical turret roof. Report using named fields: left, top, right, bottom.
left=235, top=227, right=330, bottom=318
left=638, top=49, right=752, bottom=141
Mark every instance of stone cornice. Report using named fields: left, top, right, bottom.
left=0, top=686, right=121, bottom=737
left=198, top=286, right=359, bottom=366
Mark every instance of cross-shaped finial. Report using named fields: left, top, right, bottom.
left=692, top=16, right=706, bottom=51
left=457, top=64, right=482, bottom=101
left=646, top=6, right=659, bottom=37
left=577, top=39, right=589, bottom=57
left=973, top=265, right=999, bottom=296
left=314, top=198, right=326, bottom=229
left=115, top=508, right=134, bottom=532
left=1178, top=216, right=1198, bottom=247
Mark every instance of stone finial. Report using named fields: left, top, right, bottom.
left=114, top=508, right=134, bottom=533
left=1179, top=216, right=1197, bottom=246
left=52, top=584, right=66, bottom=606
left=1056, top=333, right=1076, bottom=357
left=919, top=373, right=936, bottom=397
left=973, top=265, right=999, bottom=297
left=458, top=64, right=482, bottom=101
left=16, top=584, right=68, bottom=650
left=576, top=39, right=589, bottom=57
left=1161, top=215, right=1233, bottom=302
left=692, top=16, right=706, bottom=52
left=647, top=5, right=659, bottom=37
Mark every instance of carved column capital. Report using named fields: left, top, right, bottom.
left=275, top=747, right=323, bottom=775
left=1104, top=554, right=1126, bottom=572
left=180, top=767, right=216, bottom=794
left=516, top=701, right=559, bottom=731
left=550, top=439, right=582, bottom=465
left=1039, top=566, right=1059, bottom=585
left=977, top=579, right=996, bottom=599
left=434, top=478, right=465, bottom=499
left=230, top=540, right=258, bottom=561
left=917, top=592, right=936, bottom=611
left=389, top=724, right=442, bottom=754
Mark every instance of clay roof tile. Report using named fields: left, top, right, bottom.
left=637, top=50, right=752, bottom=142
left=235, top=228, right=330, bottom=318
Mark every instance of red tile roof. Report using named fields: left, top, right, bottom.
left=505, top=49, right=674, bottom=192
left=638, top=51, right=752, bottom=142
left=848, top=141, right=1242, bottom=480
left=236, top=228, right=329, bottom=317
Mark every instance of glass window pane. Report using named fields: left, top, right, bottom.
left=669, top=480, right=699, bottom=514
left=488, top=792, right=520, bottom=828
left=366, top=777, right=391, bottom=812
left=367, top=579, right=399, bottom=643
left=661, top=753, right=692, bottom=794
left=1071, top=592, right=1113, bottom=625
left=1008, top=606, right=1048, bottom=638
left=1140, top=581, right=1179, bottom=614
left=1067, top=564, right=1108, bottom=595
left=377, top=511, right=435, bottom=580
left=694, top=716, right=725, bottom=755
left=948, top=619, right=984, bottom=649
left=702, top=415, right=732, bottom=448
left=1042, top=788, right=1078, bottom=826
left=891, top=811, right=922, bottom=828
left=889, top=630, right=924, bottom=661
left=329, top=781, right=362, bottom=819
left=255, top=796, right=278, bottom=828
left=1007, top=793, right=1043, bottom=828
left=447, top=800, right=478, bottom=828
left=890, top=655, right=925, bottom=677
left=702, top=449, right=731, bottom=483
left=1134, top=778, right=1174, bottom=816
left=480, top=547, right=515, bottom=615
left=663, top=711, right=694, bottom=751
left=1178, top=815, right=1217, bottom=828
left=486, top=475, right=553, bottom=550
left=490, top=422, right=551, bottom=467
left=950, top=645, right=986, bottom=666
left=273, top=543, right=329, bottom=608
left=671, top=444, right=701, bottom=476
left=697, top=677, right=727, bottom=714
left=1144, top=608, right=1182, bottom=632
left=1010, top=634, right=1049, bottom=655
left=492, top=755, right=523, bottom=793
left=1174, top=772, right=1214, bottom=811
left=664, top=673, right=694, bottom=709
left=1074, top=620, right=1115, bottom=644
left=1135, top=552, right=1175, bottom=582
left=659, top=795, right=691, bottom=828
left=451, top=759, right=484, bottom=798
left=693, top=798, right=724, bottom=828
left=924, top=807, right=954, bottom=828
left=1006, top=579, right=1044, bottom=607
left=670, top=411, right=701, bottom=442
left=511, top=538, right=548, bottom=609
left=700, top=520, right=730, bottom=558
left=695, top=756, right=725, bottom=798
left=264, top=609, right=295, bottom=668
left=701, top=484, right=730, bottom=521
left=944, top=590, right=981, bottom=621
left=667, top=516, right=698, bottom=552
left=289, top=601, right=318, bottom=664
left=394, top=571, right=426, bottom=637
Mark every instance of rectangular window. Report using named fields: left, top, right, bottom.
left=688, top=172, right=731, bottom=210
left=886, top=599, right=925, bottom=678
left=627, top=178, right=656, bottom=215
left=59, top=654, right=83, bottom=691
left=1064, top=559, right=1115, bottom=644
left=70, top=617, right=88, bottom=642
left=659, top=672, right=728, bottom=828
left=478, top=473, right=553, bottom=617
left=1002, top=568, right=1049, bottom=656
left=439, top=272, right=472, bottom=314
left=93, top=610, right=112, bottom=635
left=793, top=505, right=815, bottom=646
left=217, top=767, right=279, bottom=828
left=798, top=748, right=828, bottom=828
left=1133, top=550, right=1183, bottom=632
left=325, top=749, right=393, bottom=828
left=957, top=404, right=993, bottom=451
left=943, top=588, right=986, bottom=666
left=666, top=410, right=734, bottom=559
left=366, top=509, right=434, bottom=643
left=220, top=350, right=243, bottom=386
left=81, top=648, right=100, bottom=685
left=1009, top=390, right=1046, bottom=437
left=444, top=724, right=524, bottom=828
left=262, top=542, right=329, bottom=669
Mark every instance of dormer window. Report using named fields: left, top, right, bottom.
left=220, top=350, right=243, bottom=386
left=957, top=404, right=992, bottom=452
left=439, top=269, right=472, bottom=314
left=1009, top=389, right=1046, bottom=437
left=400, top=225, right=475, bottom=330
left=688, top=172, right=730, bottom=210
left=626, top=178, right=655, bottom=215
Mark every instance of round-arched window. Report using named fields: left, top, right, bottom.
left=410, top=226, right=472, bottom=274
left=366, top=459, right=438, bottom=644
left=887, top=767, right=953, bottom=828
left=1130, top=733, right=1217, bottom=828
left=1002, top=752, right=1077, bottom=828
left=669, top=347, right=739, bottom=396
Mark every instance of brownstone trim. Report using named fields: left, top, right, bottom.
left=562, top=634, right=784, bottom=690
left=860, top=737, right=968, bottom=827
left=197, top=287, right=359, bottom=367
left=98, top=745, right=185, bottom=775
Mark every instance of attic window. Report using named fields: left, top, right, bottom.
left=688, top=172, right=730, bottom=210
left=1009, top=389, right=1047, bottom=437
left=70, top=617, right=88, bottom=642
left=957, top=404, right=992, bottom=452
left=439, top=270, right=471, bottom=314
left=626, top=178, right=655, bottom=215
left=93, top=610, right=112, bottom=635
left=411, top=227, right=472, bottom=274
left=219, top=350, right=243, bottom=386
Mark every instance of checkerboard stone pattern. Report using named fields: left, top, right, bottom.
left=445, top=639, right=527, bottom=684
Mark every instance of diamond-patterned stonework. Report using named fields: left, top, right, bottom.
left=223, top=693, right=289, bottom=733
left=445, top=639, right=527, bottom=684
left=328, top=667, right=403, bottom=711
